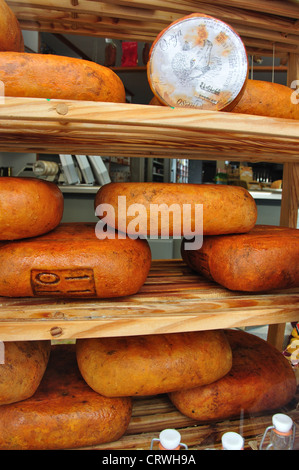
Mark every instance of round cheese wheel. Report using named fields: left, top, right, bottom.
left=181, top=225, right=299, bottom=292
left=95, top=182, right=257, bottom=237
left=0, top=52, right=126, bottom=102
left=147, top=13, right=248, bottom=111
left=0, top=0, right=23, bottom=52
left=150, top=78, right=299, bottom=121
left=0, top=222, right=151, bottom=298
left=76, top=330, right=233, bottom=397
left=0, top=340, right=51, bottom=405
left=0, top=177, right=64, bottom=240
left=0, top=344, right=132, bottom=450
left=169, top=329, right=297, bottom=421
left=231, top=79, right=299, bottom=120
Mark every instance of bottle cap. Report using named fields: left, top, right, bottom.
left=272, top=414, right=293, bottom=433
left=159, top=429, right=181, bottom=449
left=147, top=13, right=248, bottom=111
left=221, top=432, right=244, bottom=450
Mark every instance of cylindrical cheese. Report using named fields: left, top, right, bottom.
left=0, top=0, right=23, bottom=52
left=147, top=13, right=248, bottom=111
left=169, top=329, right=297, bottom=421
left=76, top=330, right=232, bottom=397
left=0, top=345, right=132, bottom=450
left=0, top=177, right=64, bottom=240
left=231, top=79, right=299, bottom=120
left=181, top=225, right=299, bottom=292
left=95, top=182, right=257, bottom=237
left=0, top=52, right=126, bottom=102
left=0, top=340, right=51, bottom=405
left=0, top=222, right=151, bottom=298
left=150, top=78, right=299, bottom=121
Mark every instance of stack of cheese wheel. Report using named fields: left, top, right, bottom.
left=0, top=176, right=62, bottom=425
left=0, top=345, right=133, bottom=450
left=83, top=181, right=295, bottom=424
left=75, top=329, right=296, bottom=430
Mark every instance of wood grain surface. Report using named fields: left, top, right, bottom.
left=0, top=260, right=298, bottom=342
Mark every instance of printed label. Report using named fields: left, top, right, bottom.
left=148, top=16, right=248, bottom=110
left=31, top=268, right=96, bottom=296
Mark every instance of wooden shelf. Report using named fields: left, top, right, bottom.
left=0, top=259, right=298, bottom=342
left=7, top=0, right=299, bottom=56
left=82, top=386, right=299, bottom=450
left=1, top=97, right=299, bottom=163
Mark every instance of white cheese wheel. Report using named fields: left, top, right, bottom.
left=147, top=13, right=248, bottom=111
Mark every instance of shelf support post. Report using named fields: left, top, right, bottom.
left=267, top=52, right=299, bottom=350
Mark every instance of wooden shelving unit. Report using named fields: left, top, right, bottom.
left=0, top=259, right=298, bottom=342
left=1, top=0, right=299, bottom=450
left=7, top=0, right=299, bottom=56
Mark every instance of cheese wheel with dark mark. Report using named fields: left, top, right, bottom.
left=0, top=340, right=51, bottom=405
left=76, top=330, right=232, bottom=397
left=95, top=182, right=257, bottom=237
left=0, top=177, right=64, bottom=240
left=0, top=52, right=126, bottom=102
left=231, top=79, right=299, bottom=120
left=0, top=0, right=23, bottom=52
left=147, top=13, right=248, bottom=111
left=0, top=345, right=132, bottom=450
left=0, top=222, right=151, bottom=298
left=169, top=329, right=297, bottom=421
left=181, top=225, right=299, bottom=292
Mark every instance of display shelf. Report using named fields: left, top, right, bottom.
left=0, top=97, right=299, bottom=163
left=0, top=259, right=298, bottom=342
left=79, top=387, right=299, bottom=450
left=7, top=0, right=299, bottom=56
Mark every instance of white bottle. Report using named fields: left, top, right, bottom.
left=221, top=432, right=244, bottom=450
left=259, top=413, right=295, bottom=450
left=150, top=429, right=188, bottom=450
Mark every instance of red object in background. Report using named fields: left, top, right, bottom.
left=121, top=41, right=138, bottom=66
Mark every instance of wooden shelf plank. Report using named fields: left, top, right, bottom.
left=79, top=387, right=299, bottom=450
left=0, top=98, right=299, bottom=162
left=0, top=260, right=298, bottom=341
left=7, top=0, right=299, bottom=53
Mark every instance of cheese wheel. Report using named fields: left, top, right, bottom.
left=0, top=222, right=151, bottom=298
left=150, top=78, right=299, bottom=121
left=0, top=177, right=64, bottom=240
left=0, top=344, right=132, bottom=450
left=95, top=182, right=257, bottom=237
left=169, top=329, right=297, bottom=421
left=231, top=79, right=299, bottom=120
left=181, top=225, right=299, bottom=292
left=147, top=13, right=248, bottom=111
left=0, top=0, right=23, bottom=52
left=0, top=340, right=51, bottom=405
left=0, top=52, right=126, bottom=102
left=76, top=330, right=232, bottom=397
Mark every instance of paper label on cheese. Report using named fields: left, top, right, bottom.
left=148, top=15, right=248, bottom=110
